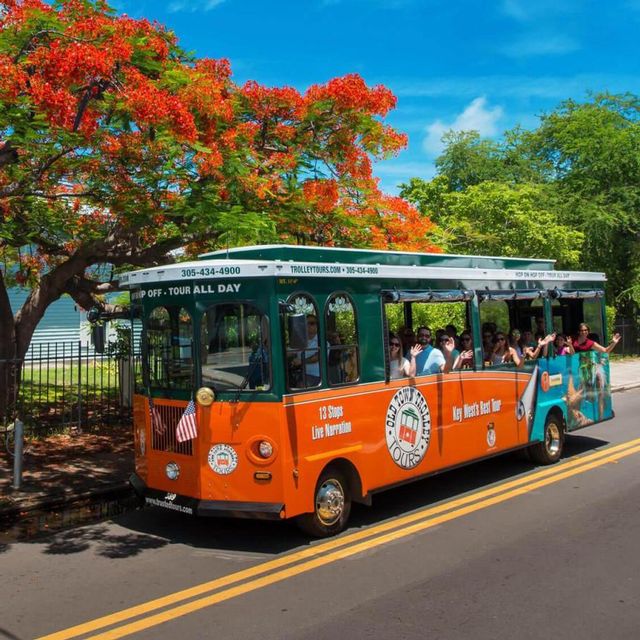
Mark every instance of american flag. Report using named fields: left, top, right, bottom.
left=176, top=400, right=198, bottom=443
left=149, top=398, right=166, bottom=434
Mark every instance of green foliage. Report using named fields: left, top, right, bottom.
left=385, top=302, right=467, bottom=336
left=401, top=178, right=583, bottom=268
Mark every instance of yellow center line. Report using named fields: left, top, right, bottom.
left=36, top=437, right=640, bottom=640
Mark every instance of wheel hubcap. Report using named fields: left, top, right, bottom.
left=316, top=479, right=345, bottom=526
left=546, top=422, right=561, bottom=455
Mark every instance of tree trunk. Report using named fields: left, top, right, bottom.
left=0, top=271, right=19, bottom=420
left=0, top=254, right=89, bottom=420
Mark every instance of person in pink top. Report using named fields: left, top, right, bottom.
left=553, top=333, right=574, bottom=355
left=570, top=323, right=621, bottom=353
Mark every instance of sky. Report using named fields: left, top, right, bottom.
left=114, top=0, right=640, bottom=193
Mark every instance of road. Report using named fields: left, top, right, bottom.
left=2, top=389, right=639, bottom=640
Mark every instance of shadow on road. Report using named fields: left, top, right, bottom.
left=103, top=432, right=612, bottom=557
left=9, top=433, right=611, bottom=559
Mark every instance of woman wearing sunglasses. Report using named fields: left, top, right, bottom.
left=389, top=333, right=422, bottom=379
left=490, top=332, right=523, bottom=367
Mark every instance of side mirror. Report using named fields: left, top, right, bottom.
left=92, top=323, right=106, bottom=353
left=288, top=314, right=308, bottom=350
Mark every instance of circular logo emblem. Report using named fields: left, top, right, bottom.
left=208, top=444, right=239, bottom=475
left=487, top=426, right=496, bottom=448
left=540, top=371, right=550, bottom=392
left=385, top=387, right=431, bottom=469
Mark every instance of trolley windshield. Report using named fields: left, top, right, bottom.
left=200, top=302, right=271, bottom=392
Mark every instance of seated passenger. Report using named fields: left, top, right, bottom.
left=519, top=329, right=536, bottom=350
left=508, top=329, right=523, bottom=358
left=570, top=323, right=621, bottom=353
left=553, top=333, right=574, bottom=356
left=437, top=332, right=459, bottom=361
left=490, top=332, right=523, bottom=367
left=413, top=326, right=434, bottom=370
left=482, top=325, right=495, bottom=362
left=399, top=326, right=416, bottom=357
left=445, top=324, right=459, bottom=348
left=419, top=334, right=456, bottom=375
left=453, top=332, right=474, bottom=369
left=389, top=333, right=421, bottom=379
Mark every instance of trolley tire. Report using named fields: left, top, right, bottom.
left=296, top=467, right=352, bottom=538
left=529, top=413, right=564, bottom=465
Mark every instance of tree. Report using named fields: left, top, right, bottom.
left=0, top=0, right=438, bottom=382
left=400, top=176, right=583, bottom=266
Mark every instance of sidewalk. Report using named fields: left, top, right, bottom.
left=2, top=359, right=640, bottom=537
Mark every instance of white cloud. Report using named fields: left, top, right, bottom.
left=500, top=34, right=580, bottom=57
left=423, top=97, right=503, bottom=155
left=167, top=0, right=225, bottom=13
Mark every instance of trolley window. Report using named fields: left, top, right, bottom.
left=284, top=293, right=321, bottom=390
left=145, top=306, right=193, bottom=391
left=325, top=293, right=359, bottom=385
left=201, top=303, right=271, bottom=391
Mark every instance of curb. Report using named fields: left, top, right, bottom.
left=612, top=383, right=640, bottom=394
left=0, top=481, right=133, bottom=521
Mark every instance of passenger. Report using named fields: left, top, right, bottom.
left=413, top=326, right=433, bottom=371
left=293, top=314, right=320, bottom=385
left=490, top=332, right=522, bottom=367
left=435, top=328, right=447, bottom=346
left=438, top=332, right=459, bottom=361
left=420, top=334, right=456, bottom=374
left=535, top=316, right=546, bottom=335
left=553, top=333, right=574, bottom=356
left=508, top=329, right=523, bottom=358
left=389, top=333, right=421, bottom=379
left=570, top=323, right=621, bottom=353
left=519, top=329, right=536, bottom=351
left=482, top=324, right=495, bottom=362
left=453, top=332, right=474, bottom=369
left=399, top=326, right=416, bottom=357
left=248, top=337, right=269, bottom=388
left=445, top=324, right=459, bottom=348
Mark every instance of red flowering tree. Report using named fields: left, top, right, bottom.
left=0, top=0, right=438, bottom=374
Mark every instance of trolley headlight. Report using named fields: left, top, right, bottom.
left=196, top=386, right=215, bottom=406
left=258, top=440, right=274, bottom=459
left=165, top=462, right=180, bottom=480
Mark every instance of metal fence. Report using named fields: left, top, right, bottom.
left=613, top=319, right=640, bottom=356
left=1, top=341, right=141, bottom=438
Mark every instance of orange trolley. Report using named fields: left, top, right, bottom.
left=121, top=245, right=613, bottom=536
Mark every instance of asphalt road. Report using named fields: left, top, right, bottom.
left=2, top=389, right=639, bottom=640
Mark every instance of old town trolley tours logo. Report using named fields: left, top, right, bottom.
left=385, top=387, right=431, bottom=469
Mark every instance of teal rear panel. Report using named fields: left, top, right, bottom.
left=530, top=352, right=613, bottom=443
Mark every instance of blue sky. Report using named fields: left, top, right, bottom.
left=115, top=0, right=640, bottom=193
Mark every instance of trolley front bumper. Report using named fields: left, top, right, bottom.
left=129, top=473, right=285, bottom=520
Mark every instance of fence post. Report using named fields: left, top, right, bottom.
left=77, top=340, right=82, bottom=433
left=118, top=357, right=133, bottom=409
left=12, top=418, right=24, bottom=490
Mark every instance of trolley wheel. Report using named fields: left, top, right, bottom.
left=529, top=413, right=564, bottom=465
left=296, top=468, right=352, bottom=538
